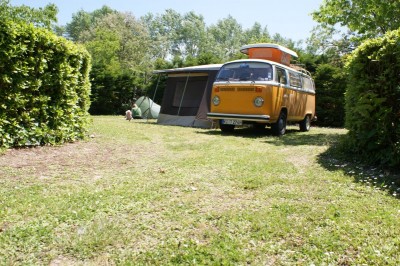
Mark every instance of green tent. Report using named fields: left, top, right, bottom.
left=136, top=96, right=160, bottom=119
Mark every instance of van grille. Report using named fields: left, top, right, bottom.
left=220, top=87, right=235, bottom=92
left=237, top=87, right=255, bottom=92
left=218, top=87, right=256, bottom=92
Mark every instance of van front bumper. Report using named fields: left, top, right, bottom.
left=207, top=112, right=270, bottom=122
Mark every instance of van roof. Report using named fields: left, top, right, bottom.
left=240, top=43, right=298, bottom=58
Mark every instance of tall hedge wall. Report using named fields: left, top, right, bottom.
left=0, top=20, right=91, bottom=148
left=344, top=29, right=400, bottom=168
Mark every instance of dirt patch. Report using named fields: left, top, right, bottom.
left=0, top=136, right=167, bottom=182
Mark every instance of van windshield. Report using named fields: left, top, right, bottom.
left=216, top=62, right=273, bottom=82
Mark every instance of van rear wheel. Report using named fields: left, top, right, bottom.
left=299, top=115, right=311, bottom=132
left=271, top=111, right=287, bottom=136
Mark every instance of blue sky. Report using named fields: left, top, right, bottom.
left=10, top=0, right=323, bottom=41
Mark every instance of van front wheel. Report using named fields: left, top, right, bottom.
left=299, top=115, right=311, bottom=132
left=271, top=111, right=287, bottom=136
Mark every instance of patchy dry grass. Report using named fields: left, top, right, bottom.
left=1, top=116, right=399, bottom=265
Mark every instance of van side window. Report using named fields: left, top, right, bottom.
left=289, top=71, right=302, bottom=88
left=302, top=76, right=315, bottom=92
left=276, top=67, right=287, bottom=84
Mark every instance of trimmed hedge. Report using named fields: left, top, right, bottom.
left=0, top=20, right=91, bottom=148
left=344, top=29, right=400, bottom=168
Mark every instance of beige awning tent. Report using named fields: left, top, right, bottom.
left=154, top=64, right=222, bottom=128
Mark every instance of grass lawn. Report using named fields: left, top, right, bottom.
left=1, top=116, right=399, bottom=265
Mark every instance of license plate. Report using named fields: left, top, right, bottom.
left=222, top=119, right=242, bottom=125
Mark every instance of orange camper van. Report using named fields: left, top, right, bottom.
left=207, top=43, right=316, bottom=136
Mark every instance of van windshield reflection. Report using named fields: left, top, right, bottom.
left=216, top=62, right=273, bottom=82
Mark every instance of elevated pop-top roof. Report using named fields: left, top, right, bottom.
left=240, top=43, right=298, bottom=57
left=240, top=43, right=298, bottom=66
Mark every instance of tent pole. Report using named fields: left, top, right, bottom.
left=178, top=72, right=190, bottom=116
left=146, top=73, right=161, bottom=121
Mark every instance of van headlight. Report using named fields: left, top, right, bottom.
left=254, top=97, right=264, bottom=107
left=212, top=96, right=220, bottom=106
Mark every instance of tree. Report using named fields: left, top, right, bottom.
left=177, top=11, right=208, bottom=58
left=313, top=0, right=400, bottom=38
left=71, top=9, right=153, bottom=115
left=0, top=0, right=58, bottom=29
left=141, top=9, right=183, bottom=61
left=244, top=22, right=271, bottom=44
left=77, top=11, right=151, bottom=75
left=65, top=5, right=115, bottom=41
left=207, top=16, right=245, bottom=60
left=271, top=33, right=299, bottom=51
left=310, top=0, right=400, bottom=54
left=142, top=10, right=209, bottom=61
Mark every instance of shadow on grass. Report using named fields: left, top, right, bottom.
left=201, top=126, right=400, bottom=199
left=317, top=140, right=400, bottom=200
left=200, top=126, right=342, bottom=147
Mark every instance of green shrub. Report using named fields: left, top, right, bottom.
left=0, top=20, right=91, bottom=148
left=89, top=71, right=143, bottom=115
left=343, top=29, right=400, bottom=168
left=314, top=63, right=347, bottom=127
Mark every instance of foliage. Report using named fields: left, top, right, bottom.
left=244, top=22, right=271, bottom=44
left=314, top=63, right=347, bottom=127
left=65, top=5, right=115, bottom=41
left=207, top=15, right=246, bottom=60
left=73, top=11, right=152, bottom=76
left=310, top=0, right=400, bottom=55
left=295, top=51, right=347, bottom=128
left=313, top=0, right=400, bottom=38
left=89, top=72, right=143, bottom=115
left=65, top=8, right=154, bottom=114
left=173, top=11, right=208, bottom=58
left=0, top=0, right=58, bottom=30
left=0, top=20, right=91, bottom=148
left=141, top=10, right=296, bottom=63
left=307, top=25, right=358, bottom=56
left=343, top=29, right=400, bottom=168
left=297, top=51, right=324, bottom=74
left=64, top=7, right=307, bottom=116
left=141, top=9, right=184, bottom=60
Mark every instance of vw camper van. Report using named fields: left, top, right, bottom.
left=207, top=43, right=316, bottom=136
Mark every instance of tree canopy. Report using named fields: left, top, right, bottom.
left=65, top=5, right=115, bottom=41
left=0, top=0, right=58, bottom=29
left=313, top=0, right=400, bottom=37
left=310, top=0, right=400, bottom=54
left=64, top=6, right=301, bottom=74
left=84, top=12, right=152, bottom=76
